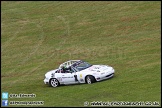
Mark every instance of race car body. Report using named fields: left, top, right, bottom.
left=44, top=60, right=115, bottom=87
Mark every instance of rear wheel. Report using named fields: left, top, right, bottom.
left=86, top=75, right=95, bottom=84
left=49, top=78, right=60, bottom=87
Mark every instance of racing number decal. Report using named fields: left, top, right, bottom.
left=74, top=75, right=78, bottom=81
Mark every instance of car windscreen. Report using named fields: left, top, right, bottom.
left=75, top=62, right=92, bottom=71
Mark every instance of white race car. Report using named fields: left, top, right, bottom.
left=44, top=60, right=115, bottom=87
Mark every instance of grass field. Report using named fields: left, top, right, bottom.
left=1, top=1, right=161, bottom=107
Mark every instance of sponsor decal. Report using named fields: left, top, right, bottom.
left=101, top=72, right=105, bottom=75
left=62, top=76, right=73, bottom=78
left=51, top=73, right=55, bottom=78
left=94, top=67, right=100, bottom=69
left=89, top=66, right=100, bottom=71
left=80, top=74, right=82, bottom=78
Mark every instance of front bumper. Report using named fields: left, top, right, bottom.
left=95, top=69, right=115, bottom=81
left=44, top=78, right=49, bottom=84
left=96, top=73, right=114, bottom=81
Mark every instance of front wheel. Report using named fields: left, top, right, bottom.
left=49, top=78, right=60, bottom=87
left=86, top=75, right=95, bottom=84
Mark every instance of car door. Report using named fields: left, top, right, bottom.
left=70, top=66, right=85, bottom=84
left=62, top=67, right=79, bottom=84
left=61, top=73, right=76, bottom=84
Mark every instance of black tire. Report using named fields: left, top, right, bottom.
left=49, top=78, right=60, bottom=87
left=85, top=75, right=95, bottom=84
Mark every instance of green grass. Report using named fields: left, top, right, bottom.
left=1, top=1, right=161, bottom=107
